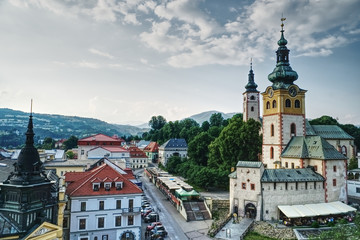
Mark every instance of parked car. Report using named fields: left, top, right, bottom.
left=144, top=213, right=159, bottom=223
left=142, top=209, right=153, bottom=218
left=150, top=233, right=164, bottom=240
left=146, top=222, right=162, bottom=231
left=141, top=206, right=153, bottom=214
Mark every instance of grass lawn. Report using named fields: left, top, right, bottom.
left=244, top=231, right=278, bottom=240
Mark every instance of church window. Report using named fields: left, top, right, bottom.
left=295, top=100, right=300, bottom=108
left=81, top=202, right=86, bottom=211
left=270, top=147, right=274, bottom=159
left=272, top=100, right=277, bottom=108
left=266, top=101, right=270, bottom=109
left=333, top=179, right=336, bottom=186
left=79, top=218, right=86, bottom=230
left=251, top=106, right=254, bottom=112
left=291, top=163, right=294, bottom=169
left=250, top=95, right=255, bottom=100
left=271, top=124, right=274, bottom=136
left=285, top=99, right=291, bottom=108
left=285, top=162, right=288, bottom=168
left=333, top=166, right=337, bottom=172
left=341, top=146, right=347, bottom=156
left=251, top=184, right=255, bottom=190
left=291, top=123, right=296, bottom=136
left=242, top=182, right=246, bottom=189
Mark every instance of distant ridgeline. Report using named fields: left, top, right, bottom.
left=0, top=108, right=147, bottom=148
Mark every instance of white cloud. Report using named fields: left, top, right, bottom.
left=123, top=12, right=141, bottom=25
left=75, top=61, right=100, bottom=69
left=89, top=48, right=115, bottom=59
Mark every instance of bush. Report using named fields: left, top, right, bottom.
left=311, top=221, right=320, bottom=228
left=327, top=221, right=335, bottom=227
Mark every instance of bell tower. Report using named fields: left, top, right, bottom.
left=262, top=18, right=307, bottom=169
left=243, top=59, right=260, bottom=122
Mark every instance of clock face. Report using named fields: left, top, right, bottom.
left=289, top=86, right=297, bottom=97
left=268, top=89, right=274, bottom=98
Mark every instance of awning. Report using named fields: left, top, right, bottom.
left=278, top=201, right=357, bottom=218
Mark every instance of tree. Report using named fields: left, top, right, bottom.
left=210, top=113, right=224, bottom=127
left=149, top=116, right=167, bottom=130
left=66, top=150, right=75, bottom=159
left=348, top=157, right=358, bottom=170
left=188, top=132, right=214, bottom=166
left=42, top=137, right=55, bottom=150
left=208, top=117, right=262, bottom=171
left=309, top=115, right=339, bottom=125
left=201, top=121, right=210, bottom=131
left=165, top=156, right=183, bottom=174
left=63, top=136, right=78, bottom=151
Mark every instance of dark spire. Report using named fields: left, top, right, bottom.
left=245, top=58, right=258, bottom=92
left=268, top=17, right=298, bottom=90
left=6, top=100, right=47, bottom=185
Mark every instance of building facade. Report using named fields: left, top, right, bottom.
left=158, top=139, right=188, bottom=166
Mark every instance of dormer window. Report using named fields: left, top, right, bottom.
left=104, top=183, right=111, bottom=191
left=116, top=182, right=123, bottom=190
left=93, top=183, right=100, bottom=191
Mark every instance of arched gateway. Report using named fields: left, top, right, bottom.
left=245, top=203, right=257, bottom=219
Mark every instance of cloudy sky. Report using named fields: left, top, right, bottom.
left=0, top=0, right=359, bottom=126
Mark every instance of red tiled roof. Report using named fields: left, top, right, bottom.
left=65, top=164, right=142, bottom=197
left=78, top=134, right=123, bottom=142
left=128, top=146, right=147, bottom=158
left=143, top=142, right=159, bottom=152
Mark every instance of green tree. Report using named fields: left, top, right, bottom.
left=66, top=150, right=75, bottom=159
left=208, top=117, right=262, bottom=171
left=348, top=157, right=358, bottom=170
left=309, top=115, right=339, bottom=125
left=210, top=113, right=224, bottom=127
left=149, top=115, right=167, bottom=130
left=188, top=132, right=214, bottom=166
left=42, top=137, right=55, bottom=150
left=63, top=136, right=78, bottom=150
left=201, top=121, right=210, bottom=131
left=165, top=156, right=183, bottom=174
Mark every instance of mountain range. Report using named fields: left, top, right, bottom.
left=0, top=108, right=238, bottom=148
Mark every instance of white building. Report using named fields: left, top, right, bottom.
left=65, top=162, right=142, bottom=240
left=158, top=138, right=187, bottom=166
left=87, top=146, right=130, bottom=161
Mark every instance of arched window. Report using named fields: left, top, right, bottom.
left=251, top=106, right=254, bottom=112
left=266, top=101, right=270, bottom=109
left=291, top=123, right=296, bottom=136
left=272, top=100, right=277, bottom=108
left=270, top=147, right=274, bottom=159
left=285, top=99, right=291, bottom=108
left=271, top=124, right=274, bottom=136
left=295, top=100, right=300, bottom=108
left=250, top=95, right=255, bottom=100
left=341, top=146, right=347, bottom=156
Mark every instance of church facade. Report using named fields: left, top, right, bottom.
left=230, top=19, right=350, bottom=221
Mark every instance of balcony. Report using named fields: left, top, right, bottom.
left=120, top=207, right=141, bottom=215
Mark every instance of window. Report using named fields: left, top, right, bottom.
left=356, top=188, right=360, bottom=193
left=250, top=95, right=255, bottom=100
left=272, top=100, right=277, bottom=108
left=291, top=123, right=296, bottom=137
left=285, top=182, right=288, bottom=190
left=250, top=184, right=255, bottom=190
left=296, top=182, right=298, bottom=190
left=99, top=201, right=104, bottom=210
left=93, top=183, right=100, bottom=191
left=128, top=215, right=134, bottom=225
left=333, top=179, right=336, bottom=187
left=79, top=218, right=86, bottom=230
left=285, top=99, right=291, bottom=108
left=242, top=182, right=246, bottom=190
left=63, top=217, right=69, bottom=228
left=266, top=101, right=270, bottom=109
left=305, top=182, right=307, bottom=190
left=98, top=217, right=105, bottom=228
left=333, top=166, right=337, bottom=172
left=104, top=183, right=111, bottom=191
left=341, top=146, right=347, bottom=156
left=314, top=182, right=316, bottom=189
left=271, top=124, right=274, bottom=136
left=115, top=216, right=122, bottom=226
left=129, top=199, right=133, bottom=211
left=285, top=162, right=288, bottom=168
left=81, top=202, right=86, bottom=211
left=251, top=106, right=254, bottom=112
left=274, top=183, right=276, bottom=190
left=295, top=100, right=300, bottom=108
left=291, top=163, right=294, bottom=169
left=81, top=150, right=84, bottom=155
left=116, top=200, right=122, bottom=209
left=314, top=165, right=318, bottom=171
left=270, top=147, right=274, bottom=159
left=102, top=235, right=108, bottom=240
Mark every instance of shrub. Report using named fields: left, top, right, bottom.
left=311, top=221, right=320, bottom=228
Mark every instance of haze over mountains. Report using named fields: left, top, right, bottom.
left=0, top=108, right=238, bottom=148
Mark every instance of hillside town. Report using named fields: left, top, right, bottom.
left=1, top=19, right=360, bottom=240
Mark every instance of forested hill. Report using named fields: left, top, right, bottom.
left=0, top=108, right=148, bottom=148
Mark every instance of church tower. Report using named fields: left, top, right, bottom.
left=262, top=19, right=307, bottom=169
left=0, top=109, right=58, bottom=237
left=243, top=60, right=260, bottom=122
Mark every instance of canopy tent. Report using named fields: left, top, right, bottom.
left=278, top=201, right=356, bottom=218
left=175, top=188, right=200, bottom=197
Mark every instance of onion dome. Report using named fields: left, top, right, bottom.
left=245, top=59, right=258, bottom=92
left=268, top=18, right=298, bottom=90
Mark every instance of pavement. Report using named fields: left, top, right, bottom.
left=215, top=218, right=254, bottom=240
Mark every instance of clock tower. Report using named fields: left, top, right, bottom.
left=243, top=60, right=260, bottom=122
left=262, top=19, right=306, bottom=168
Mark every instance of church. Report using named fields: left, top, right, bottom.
left=229, top=19, right=355, bottom=221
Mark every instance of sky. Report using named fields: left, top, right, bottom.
left=0, top=0, right=359, bottom=126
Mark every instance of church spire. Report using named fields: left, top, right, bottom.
left=268, top=17, right=298, bottom=90
left=245, top=58, right=258, bottom=92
